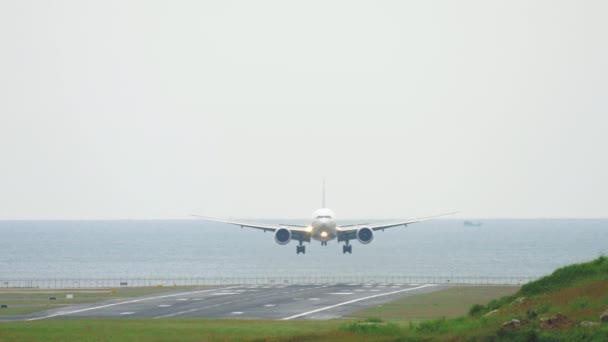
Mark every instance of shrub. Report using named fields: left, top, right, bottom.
left=363, top=317, right=383, bottom=323
left=468, top=304, right=485, bottom=317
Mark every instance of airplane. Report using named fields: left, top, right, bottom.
left=194, top=183, right=456, bottom=255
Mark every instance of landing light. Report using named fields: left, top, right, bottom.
left=305, top=226, right=313, bottom=233
left=321, top=231, right=328, bottom=238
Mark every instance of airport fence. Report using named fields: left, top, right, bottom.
left=0, top=275, right=538, bottom=289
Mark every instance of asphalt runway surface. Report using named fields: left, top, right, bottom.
left=6, top=283, right=445, bottom=321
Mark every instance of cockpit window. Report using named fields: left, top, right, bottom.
left=317, top=215, right=332, bottom=219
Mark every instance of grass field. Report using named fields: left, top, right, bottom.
left=0, top=319, right=358, bottom=342
left=348, top=285, right=519, bottom=320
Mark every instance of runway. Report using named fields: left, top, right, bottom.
left=13, top=283, right=444, bottom=321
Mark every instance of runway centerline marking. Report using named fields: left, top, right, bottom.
left=328, top=292, right=354, bottom=295
left=211, top=292, right=237, bottom=295
left=120, top=312, right=134, bottom=315
left=26, top=286, right=241, bottom=321
left=158, top=305, right=172, bottom=307
left=281, top=284, right=437, bottom=320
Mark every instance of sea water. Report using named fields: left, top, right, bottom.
left=0, top=219, right=606, bottom=279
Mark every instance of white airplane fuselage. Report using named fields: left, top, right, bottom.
left=310, top=208, right=337, bottom=242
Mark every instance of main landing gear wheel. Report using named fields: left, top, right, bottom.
left=342, top=244, right=352, bottom=254
left=296, top=245, right=306, bottom=254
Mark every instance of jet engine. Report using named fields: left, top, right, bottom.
left=274, top=228, right=292, bottom=245
left=356, top=226, right=374, bottom=244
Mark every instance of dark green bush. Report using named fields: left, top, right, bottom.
left=468, top=304, right=485, bottom=317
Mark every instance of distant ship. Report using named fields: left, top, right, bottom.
left=463, top=220, right=483, bottom=227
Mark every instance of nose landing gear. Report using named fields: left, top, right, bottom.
left=321, top=241, right=327, bottom=246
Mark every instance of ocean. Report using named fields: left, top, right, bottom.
left=1, top=219, right=606, bottom=280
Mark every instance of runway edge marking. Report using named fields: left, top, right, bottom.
left=281, top=284, right=437, bottom=320
left=25, top=286, right=241, bottom=321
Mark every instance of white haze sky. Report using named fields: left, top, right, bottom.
left=0, top=1, right=607, bottom=220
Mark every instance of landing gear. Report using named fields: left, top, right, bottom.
left=321, top=241, right=327, bottom=246
left=296, top=241, right=306, bottom=255
left=342, top=242, right=352, bottom=254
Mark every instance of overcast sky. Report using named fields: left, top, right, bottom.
left=0, top=1, right=607, bottom=219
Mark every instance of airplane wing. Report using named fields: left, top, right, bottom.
left=339, top=223, right=369, bottom=228
left=368, top=212, right=457, bottom=230
left=337, top=212, right=457, bottom=242
left=192, top=215, right=311, bottom=242
left=192, top=215, right=280, bottom=232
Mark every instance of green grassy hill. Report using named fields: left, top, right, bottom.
left=404, top=255, right=608, bottom=341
